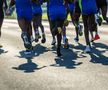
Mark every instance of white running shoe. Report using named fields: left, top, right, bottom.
left=51, top=39, right=56, bottom=45
left=63, top=37, right=66, bottom=44
left=31, top=36, right=34, bottom=42
left=84, top=45, right=91, bottom=53
left=78, top=25, right=83, bottom=36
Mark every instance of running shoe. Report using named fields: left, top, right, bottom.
left=34, top=31, right=39, bottom=42
left=84, top=45, right=91, bottom=53
left=41, top=33, right=46, bottom=43
left=57, top=47, right=62, bottom=57
left=21, top=32, right=32, bottom=50
left=63, top=38, right=69, bottom=49
left=78, top=25, right=83, bottom=36
left=74, top=37, right=79, bottom=43
left=96, top=15, right=102, bottom=26
left=31, top=36, right=34, bottom=42
left=94, top=34, right=100, bottom=41
left=51, top=38, right=56, bottom=45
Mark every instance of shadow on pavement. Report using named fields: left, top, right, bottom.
left=33, top=44, right=49, bottom=56
left=12, top=59, right=46, bottom=73
left=16, top=44, right=49, bottom=59
left=89, top=43, right=108, bottom=65
left=51, top=48, right=83, bottom=69
left=0, top=48, right=8, bottom=55
left=93, top=42, right=108, bottom=50
left=72, top=43, right=85, bottom=51
left=69, top=43, right=88, bottom=59
left=13, top=44, right=48, bottom=73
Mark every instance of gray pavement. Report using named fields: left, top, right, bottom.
left=0, top=19, right=108, bottom=90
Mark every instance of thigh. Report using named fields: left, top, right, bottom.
left=33, top=14, right=42, bottom=26
left=0, top=18, right=4, bottom=29
left=50, top=20, right=57, bottom=30
left=58, top=19, right=65, bottom=28
left=18, top=19, right=26, bottom=31
left=82, top=15, right=88, bottom=29
left=0, top=8, right=4, bottom=19
left=96, top=0, right=107, bottom=9
left=88, top=14, right=97, bottom=32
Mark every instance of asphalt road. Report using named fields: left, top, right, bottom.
left=0, top=19, right=108, bottom=90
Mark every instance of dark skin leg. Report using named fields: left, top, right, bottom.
left=51, top=20, right=64, bottom=56
left=18, top=19, right=27, bottom=33
left=18, top=19, right=32, bottom=49
left=18, top=19, right=32, bottom=36
left=33, top=15, right=40, bottom=33
left=83, top=14, right=97, bottom=46
left=73, top=13, right=81, bottom=40
left=101, top=6, right=108, bottom=23
left=39, top=14, right=45, bottom=34
left=0, top=18, right=3, bottom=37
left=89, top=15, right=98, bottom=41
left=62, top=10, right=69, bottom=39
left=47, top=12, right=55, bottom=40
left=57, top=33, right=62, bottom=56
left=27, top=22, right=32, bottom=37
left=82, top=15, right=90, bottom=46
left=33, top=14, right=46, bottom=43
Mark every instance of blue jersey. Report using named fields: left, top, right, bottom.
left=32, top=3, right=42, bottom=14
left=68, top=2, right=74, bottom=13
left=15, top=0, right=32, bottom=21
left=79, top=0, right=98, bottom=15
left=49, top=0, right=64, bottom=6
left=16, top=0, right=32, bottom=8
left=48, top=0, right=66, bottom=20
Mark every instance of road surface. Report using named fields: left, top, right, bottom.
left=0, top=19, right=108, bottom=90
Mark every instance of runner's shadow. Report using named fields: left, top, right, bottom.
left=92, top=42, right=108, bottom=52
left=89, top=43, right=108, bottom=65
left=12, top=58, right=46, bottom=73
left=50, top=48, right=82, bottom=69
left=33, top=44, right=49, bottom=57
left=69, top=43, right=87, bottom=58
left=0, top=48, right=8, bottom=55
left=14, top=44, right=48, bottom=73
left=71, top=43, right=85, bottom=51
left=16, top=44, right=49, bottom=59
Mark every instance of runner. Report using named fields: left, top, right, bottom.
left=0, top=0, right=7, bottom=48
left=79, top=0, right=98, bottom=53
left=42, top=0, right=66, bottom=56
left=7, top=0, right=33, bottom=54
left=63, top=0, right=83, bottom=47
left=32, top=1, right=46, bottom=43
left=46, top=2, right=56, bottom=45
left=96, top=0, right=108, bottom=23
left=73, top=0, right=83, bottom=43
left=62, top=0, right=74, bottom=49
